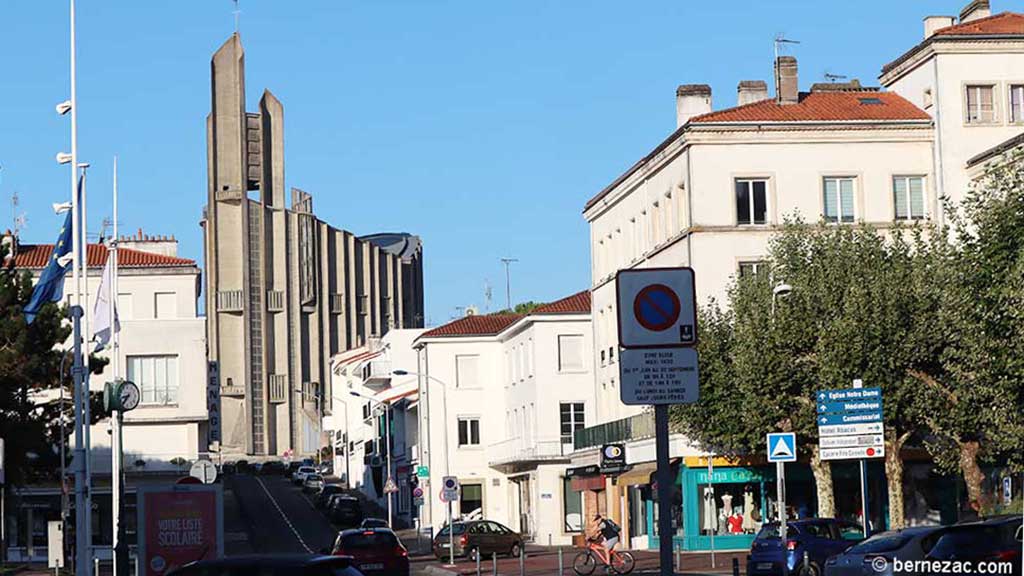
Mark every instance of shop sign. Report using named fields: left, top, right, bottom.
left=694, top=468, right=766, bottom=484
left=565, top=465, right=600, bottom=478
left=600, top=444, right=628, bottom=474
left=206, top=362, right=221, bottom=445
left=137, top=484, right=223, bottom=576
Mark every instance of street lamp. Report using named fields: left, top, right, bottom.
left=351, top=390, right=393, bottom=527
left=771, top=283, right=793, bottom=316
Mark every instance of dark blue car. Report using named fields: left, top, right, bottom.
left=748, top=519, right=866, bottom=576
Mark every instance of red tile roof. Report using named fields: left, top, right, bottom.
left=13, top=243, right=196, bottom=269
left=689, top=91, right=931, bottom=123
left=934, top=12, right=1024, bottom=36
left=532, top=290, right=591, bottom=315
left=419, top=314, right=523, bottom=339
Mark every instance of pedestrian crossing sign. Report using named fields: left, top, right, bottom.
left=766, top=433, right=797, bottom=463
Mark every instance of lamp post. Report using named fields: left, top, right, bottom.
left=350, top=391, right=393, bottom=527
left=771, top=283, right=792, bottom=317
left=770, top=281, right=793, bottom=576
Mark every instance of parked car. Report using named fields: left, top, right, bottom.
left=252, top=462, right=264, bottom=473
left=261, top=460, right=286, bottom=475
left=167, top=555, right=361, bottom=576
left=328, top=494, right=364, bottom=527
left=304, top=473, right=325, bottom=492
left=360, top=518, right=390, bottom=529
left=316, top=485, right=347, bottom=509
left=293, top=466, right=317, bottom=485
left=824, top=526, right=948, bottom=576
left=286, top=461, right=303, bottom=479
left=221, top=462, right=236, bottom=476
left=432, top=520, right=523, bottom=562
left=235, top=460, right=250, bottom=473
left=925, top=516, right=1022, bottom=575
left=748, top=519, right=865, bottom=576
left=331, top=528, right=409, bottom=576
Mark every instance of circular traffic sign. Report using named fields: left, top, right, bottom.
left=633, top=284, right=681, bottom=332
left=413, top=486, right=424, bottom=498
left=443, top=477, right=458, bottom=490
left=190, top=460, right=218, bottom=484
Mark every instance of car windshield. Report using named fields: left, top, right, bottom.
left=437, top=524, right=467, bottom=537
left=847, top=532, right=914, bottom=554
left=342, top=532, right=398, bottom=549
left=755, top=524, right=801, bottom=540
left=307, top=474, right=322, bottom=481
left=930, top=527, right=1002, bottom=557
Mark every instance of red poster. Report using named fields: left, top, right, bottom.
left=140, top=487, right=220, bottom=576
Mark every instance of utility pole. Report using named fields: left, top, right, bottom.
left=500, top=258, right=518, bottom=312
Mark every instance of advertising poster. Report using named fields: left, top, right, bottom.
left=137, top=485, right=223, bottom=576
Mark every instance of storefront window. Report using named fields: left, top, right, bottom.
left=563, top=477, right=582, bottom=532
left=628, top=486, right=648, bottom=538
left=697, top=483, right=763, bottom=535
left=652, top=474, right=683, bottom=537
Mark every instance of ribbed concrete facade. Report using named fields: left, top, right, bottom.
left=201, top=34, right=424, bottom=457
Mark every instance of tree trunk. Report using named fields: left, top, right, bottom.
left=885, top=432, right=908, bottom=529
left=808, top=445, right=835, bottom=518
left=959, top=440, right=986, bottom=510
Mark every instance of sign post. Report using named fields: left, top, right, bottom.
left=48, top=521, right=64, bottom=574
left=441, top=476, right=459, bottom=567
left=616, top=267, right=699, bottom=576
left=707, top=455, right=715, bottom=568
left=767, top=433, right=796, bottom=576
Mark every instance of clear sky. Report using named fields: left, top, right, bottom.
left=0, top=0, right=980, bottom=326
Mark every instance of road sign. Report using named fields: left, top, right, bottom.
left=616, top=268, right=697, bottom=349
left=416, top=465, right=430, bottom=478
left=1003, top=477, right=1012, bottom=505
left=48, top=521, right=64, bottom=568
left=817, top=411, right=882, bottom=426
left=412, top=486, right=424, bottom=499
left=383, top=477, right=398, bottom=494
left=817, top=422, right=884, bottom=437
left=619, top=347, right=699, bottom=405
left=766, top=433, right=797, bottom=463
left=442, top=476, right=459, bottom=502
left=818, top=434, right=884, bottom=449
left=820, top=445, right=885, bottom=461
left=816, top=387, right=881, bottom=403
left=190, top=460, right=218, bottom=484
left=413, top=497, right=424, bottom=506
left=817, top=399, right=882, bottom=414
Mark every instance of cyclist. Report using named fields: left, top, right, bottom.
left=587, top=513, right=622, bottom=554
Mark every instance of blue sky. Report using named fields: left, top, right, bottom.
left=0, top=0, right=977, bottom=326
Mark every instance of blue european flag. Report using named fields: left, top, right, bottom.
left=24, top=205, right=75, bottom=323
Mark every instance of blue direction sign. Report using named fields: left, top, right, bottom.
left=817, top=399, right=883, bottom=415
left=816, top=387, right=882, bottom=403
left=817, top=411, right=883, bottom=426
left=766, top=433, right=797, bottom=463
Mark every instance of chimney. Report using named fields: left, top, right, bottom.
left=775, top=56, right=799, bottom=105
left=959, top=0, right=991, bottom=23
left=737, top=80, right=769, bottom=106
left=676, top=84, right=712, bottom=127
left=924, top=15, right=956, bottom=37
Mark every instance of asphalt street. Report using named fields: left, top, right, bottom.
left=227, top=473, right=339, bottom=555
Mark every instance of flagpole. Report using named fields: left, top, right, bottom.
left=79, top=164, right=93, bottom=557
left=110, top=156, right=124, bottom=576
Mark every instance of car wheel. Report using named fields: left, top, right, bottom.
left=800, top=561, right=821, bottom=576
left=509, top=542, right=522, bottom=558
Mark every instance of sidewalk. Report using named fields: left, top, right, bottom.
left=413, top=545, right=747, bottom=576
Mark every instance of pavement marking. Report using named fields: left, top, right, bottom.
left=255, top=475, right=313, bottom=553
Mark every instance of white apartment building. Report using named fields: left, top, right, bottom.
left=413, top=292, right=594, bottom=545
left=577, top=0, right=1023, bottom=552
left=328, top=328, right=425, bottom=528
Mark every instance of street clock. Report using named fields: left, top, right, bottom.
left=104, top=379, right=141, bottom=413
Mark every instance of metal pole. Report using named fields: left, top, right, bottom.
left=80, top=166, right=93, bottom=564
left=558, top=546, right=563, bottom=576
left=859, top=460, right=869, bottom=536
left=448, top=502, right=454, bottom=566
left=72, top=306, right=88, bottom=576
left=708, top=455, right=715, bottom=569
left=492, top=553, right=497, bottom=576
left=385, top=403, right=393, bottom=527
left=518, top=542, right=524, bottom=576
left=476, top=546, right=481, bottom=576
left=654, top=406, right=673, bottom=576
left=111, top=156, right=124, bottom=576
left=777, top=461, right=787, bottom=576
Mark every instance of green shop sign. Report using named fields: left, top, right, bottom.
left=694, top=468, right=767, bottom=484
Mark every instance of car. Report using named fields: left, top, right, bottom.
left=748, top=519, right=865, bottom=576
left=166, top=554, right=361, bottom=576
left=261, top=460, right=286, bottom=475
left=331, top=527, right=409, bottom=576
left=360, top=518, right=390, bottom=529
left=432, top=520, right=523, bottom=562
left=235, top=460, right=250, bottom=473
left=221, top=462, right=236, bottom=476
left=925, top=516, right=1022, bottom=575
left=824, top=526, right=949, bottom=576
left=316, top=484, right=347, bottom=509
left=252, top=462, right=264, bottom=473
left=328, top=494, right=364, bottom=527
left=293, top=465, right=317, bottom=485
left=304, top=473, right=326, bottom=492
left=286, top=461, right=303, bottom=478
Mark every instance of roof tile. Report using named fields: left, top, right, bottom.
left=690, top=91, right=931, bottom=124
left=13, top=243, right=196, bottom=269
left=419, top=314, right=523, bottom=339
left=934, top=12, right=1024, bottom=36
left=532, top=290, right=591, bottom=315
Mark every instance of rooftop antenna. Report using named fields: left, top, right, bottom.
left=824, top=72, right=848, bottom=83
left=773, top=34, right=801, bottom=101
left=232, top=0, right=241, bottom=33
left=99, top=216, right=112, bottom=244
left=500, top=257, right=518, bottom=312
left=484, top=279, right=493, bottom=312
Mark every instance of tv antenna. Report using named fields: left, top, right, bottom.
left=500, top=258, right=518, bottom=312
left=773, top=35, right=801, bottom=101
left=232, top=0, right=241, bottom=33
left=484, top=279, right=493, bottom=312
left=824, top=72, right=848, bottom=83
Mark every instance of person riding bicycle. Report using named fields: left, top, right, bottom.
left=587, top=513, right=621, bottom=552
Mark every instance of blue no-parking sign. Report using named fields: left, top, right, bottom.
left=766, top=433, right=797, bottom=463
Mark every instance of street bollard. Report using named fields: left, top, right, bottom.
left=476, top=550, right=482, bottom=576
left=675, top=543, right=681, bottom=572
left=519, top=543, right=525, bottom=576
left=492, top=553, right=498, bottom=576
left=95, top=558, right=100, bottom=576
left=732, top=557, right=740, bottom=576
left=558, top=547, right=564, bottom=576
left=134, top=553, right=140, bottom=576
left=803, top=552, right=810, bottom=576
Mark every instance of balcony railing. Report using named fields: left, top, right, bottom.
left=216, top=290, right=244, bottom=312
left=266, top=290, right=285, bottom=312
left=269, top=374, right=287, bottom=403
left=573, top=411, right=656, bottom=451
left=488, top=437, right=568, bottom=467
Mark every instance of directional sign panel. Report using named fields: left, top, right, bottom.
left=818, top=422, right=884, bottom=437
left=619, top=347, right=699, bottom=405
left=767, top=433, right=797, bottom=463
left=820, top=445, right=885, bottom=461
left=616, top=268, right=697, bottom=349
left=816, top=387, right=882, bottom=403
left=819, top=434, right=884, bottom=449
left=817, top=411, right=883, bottom=426
left=817, top=399, right=883, bottom=415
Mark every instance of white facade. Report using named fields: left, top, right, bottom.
left=413, top=296, right=594, bottom=545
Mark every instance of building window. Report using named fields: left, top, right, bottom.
left=557, top=334, right=585, bottom=372
left=966, top=85, right=996, bottom=123
left=560, top=402, right=585, bottom=445
left=563, top=477, right=583, bottom=532
left=893, top=176, right=926, bottom=220
left=154, top=292, right=176, bottom=319
left=1010, top=84, right=1024, bottom=123
left=126, top=355, right=178, bottom=405
left=823, top=177, right=856, bottom=223
left=459, top=483, right=483, bottom=517
left=738, top=261, right=767, bottom=279
left=455, top=354, right=479, bottom=388
left=600, top=349, right=606, bottom=365
left=735, top=179, right=768, bottom=225
left=458, top=417, right=480, bottom=447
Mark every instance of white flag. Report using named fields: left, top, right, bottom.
left=92, top=251, right=120, bottom=352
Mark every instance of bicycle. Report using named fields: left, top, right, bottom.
left=572, top=539, right=635, bottom=575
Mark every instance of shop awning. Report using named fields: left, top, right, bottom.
left=615, top=462, right=658, bottom=486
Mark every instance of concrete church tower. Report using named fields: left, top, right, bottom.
left=202, top=34, right=424, bottom=457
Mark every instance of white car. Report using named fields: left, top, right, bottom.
left=303, top=473, right=325, bottom=493
left=292, top=465, right=317, bottom=485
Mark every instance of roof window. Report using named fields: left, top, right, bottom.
left=859, top=97, right=884, bottom=105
